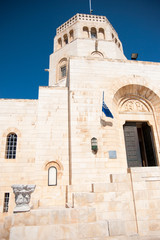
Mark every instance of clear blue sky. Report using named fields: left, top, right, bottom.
left=0, top=0, right=160, bottom=99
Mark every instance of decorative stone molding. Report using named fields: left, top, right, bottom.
left=12, top=184, right=36, bottom=213
left=120, top=99, right=150, bottom=112
left=2, top=127, right=21, bottom=137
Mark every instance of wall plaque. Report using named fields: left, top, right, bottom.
left=109, top=150, right=117, bottom=159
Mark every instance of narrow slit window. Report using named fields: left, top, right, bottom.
left=3, top=193, right=10, bottom=212
left=61, top=65, right=66, bottom=78
left=48, top=167, right=57, bottom=186
left=6, top=133, right=17, bottom=159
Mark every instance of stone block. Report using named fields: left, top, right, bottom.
left=116, top=182, right=132, bottom=191
left=93, top=182, right=117, bottom=193
left=110, top=173, right=131, bottom=183
left=109, top=220, right=126, bottom=236
left=76, top=207, right=96, bottom=223
left=124, top=220, right=137, bottom=235
left=134, top=190, right=148, bottom=200
left=68, top=183, right=92, bottom=193
left=78, top=221, right=109, bottom=238
left=73, top=192, right=95, bottom=207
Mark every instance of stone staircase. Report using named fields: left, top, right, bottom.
left=2, top=169, right=160, bottom=239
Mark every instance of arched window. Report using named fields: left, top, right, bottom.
left=6, top=133, right=17, bottom=159
left=57, top=58, right=67, bottom=81
left=58, top=38, right=62, bottom=49
left=83, top=26, right=89, bottom=38
left=69, top=30, right=74, bottom=42
left=63, top=34, right=68, bottom=45
left=98, top=28, right=105, bottom=39
left=91, top=27, right=97, bottom=39
left=48, top=167, right=57, bottom=186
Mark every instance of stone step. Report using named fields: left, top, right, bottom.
left=9, top=221, right=109, bottom=240
left=73, top=191, right=133, bottom=207
left=11, top=207, right=97, bottom=226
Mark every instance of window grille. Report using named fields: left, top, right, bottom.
left=61, top=65, right=66, bottom=78
left=6, top=133, right=17, bottom=159
left=3, top=193, right=10, bottom=212
left=48, top=167, right=57, bottom=186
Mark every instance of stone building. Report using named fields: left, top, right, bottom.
left=1, top=13, right=160, bottom=240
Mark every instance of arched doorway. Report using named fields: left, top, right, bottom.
left=113, top=84, right=160, bottom=168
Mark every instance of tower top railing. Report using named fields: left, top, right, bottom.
left=56, top=13, right=117, bottom=35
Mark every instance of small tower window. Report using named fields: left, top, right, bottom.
left=6, top=133, right=17, bottom=159
left=3, top=193, right=10, bottom=212
left=64, top=34, right=68, bottom=45
left=58, top=38, right=62, bottom=49
left=57, top=58, right=67, bottom=82
left=48, top=167, right=57, bottom=186
left=98, top=28, right=105, bottom=39
left=91, top=27, right=97, bottom=39
left=69, top=30, right=74, bottom=42
left=60, top=65, right=66, bottom=78
left=83, top=26, right=89, bottom=38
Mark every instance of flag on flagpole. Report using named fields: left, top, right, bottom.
left=102, top=92, right=114, bottom=118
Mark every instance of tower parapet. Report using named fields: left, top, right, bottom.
left=49, top=13, right=126, bottom=86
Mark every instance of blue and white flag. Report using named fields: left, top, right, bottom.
left=102, top=92, right=114, bottom=118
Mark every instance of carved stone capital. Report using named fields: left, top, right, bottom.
left=12, top=184, right=36, bottom=213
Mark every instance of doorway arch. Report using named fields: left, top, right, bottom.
left=113, top=84, right=160, bottom=168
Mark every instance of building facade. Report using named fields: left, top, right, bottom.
left=1, top=14, right=160, bottom=239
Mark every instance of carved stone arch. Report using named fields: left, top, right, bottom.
left=91, top=51, right=104, bottom=58
left=113, top=84, right=160, bottom=113
left=113, top=84, right=160, bottom=149
left=111, top=75, right=160, bottom=99
left=3, top=127, right=21, bottom=137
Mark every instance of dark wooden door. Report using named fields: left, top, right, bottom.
left=123, top=123, right=142, bottom=167
left=142, top=123, right=157, bottom=166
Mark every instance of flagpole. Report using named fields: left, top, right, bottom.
left=102, top=91, right=104, bottom=117
left=89, top=0, right=93, bottom=14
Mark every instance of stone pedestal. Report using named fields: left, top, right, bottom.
left=12, top=184, right=36, bottom=213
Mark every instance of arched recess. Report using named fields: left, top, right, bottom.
left=98, top=28, right=105, bottom=39
left=57, top=38, right=62, bottom=49
left=113, top=84, right=160, bottom=167
left=83, top=26, right=89, bottom=38
left=69, top=30, right=74, bottom=42
left=91, top=51, right=104, bottom=58
left=57, top=57, right=68, bottom=82
left=45, top=160, right=64, bottom=185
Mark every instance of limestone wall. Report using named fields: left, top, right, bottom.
left=69, top=57, right=160, bottom=184
left=0, top=99, right=37, bottom=218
